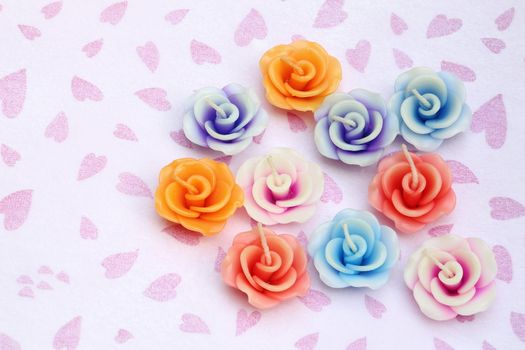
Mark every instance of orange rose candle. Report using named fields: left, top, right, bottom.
left=368, top=145, right=456, bottom=233
left=259, top=40, right=342, bottom=112
left=221, top=223, right=310, bottom=309
left=155, top=158, right=244, bottom=236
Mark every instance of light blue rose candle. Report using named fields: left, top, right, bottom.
left=183, top=84, right=268, bottom=155
left=308, top=209, right=399, bottom=289
left=389, top=67, right=471, bottom=151
left=314, top=89, right=398, bottom=167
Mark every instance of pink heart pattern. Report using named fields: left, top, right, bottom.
left=298, top=289, right=331, bottom=312
left=80, top=216, right=98, bottom=240
left=0, top=189, right=33, bottom=231
left=0, top=69, right=26, bottom=118
left=392, top=48, right=413, bottom=69
left=116, top=172, right=152, bottom=198
left=446, top=160, right=479, bottom=184
left=114, top=123, right=138, bottom=141
left=190, top=40, right=221, bottom=65
left=162, top=225, right=201, bottom=246
left=165, top=9, right=189, bottom=25
left=482, top=340, right=497, bottom=350
left=45, top=112, right=69, bottom=143
left=56, top=271, right=70, bottom=283
left=214, top=247, right=226, bottom=273
left=427, top=15, right=462, bottom=38
left=495, top=8, right=514, bottom=31
left=136, top=41, right=160, bottom=73
left=346, top=337, right=366, bottom=350
left=170, top=130, right=194, bottom=149
left=481, top=38, right=506, bottom=54
left=18, top=25, right=41, bottom=40
left=511, top=312, right=525, bottom=342
left=287, top=112, right=308, bottom=133
left=0, top=332, right=20, bottom=350
left=143, top=273, right=181, bottom=302
left=321, top=172, right=343, bottom=204
left=434, top=337, right=455, bottom=350
left=428, top=224, right=454, bottom=237
left=364, top=294, right=387, bottom=319
left=180, top=314, right=210, bottom=334
left=17, top=275, right=33, bottom=284
left=493, top=245, right=512, bottom=283
left=234, top=9, right=267, bottom=47
left=1, top=144, right=21, bottom=167
left=18, top=286, right=34, bottom=298
left=114, top=329, right=133, bottom=344
left=41, top=1, right=62, bottom=20
left=390, top=13, right=408, bottom=35
left=295, top=333, right=319, bottom=350
left=52, top=316, right=82, bottom=350
left=235, top=309, right=261, bottom=336
left=313, top=0, right=348, bottom=28
left=77, top=153, right=107, bottom=181
left=440, top=61, right=476, bottom=82
left=101, top=250, right=139, bottom=279
left=82, top=39, right=103, bottom=58
left=489, top=197, right=525, bottom=220
left=346, top=40, right=371, bottom=73
left=135, top=88, right=171, bottom=111
left=100, top=1, right=127, bottom=25
left=71, top=76, right=103, bottom=102
left=471, top=94, right=507, bottom=149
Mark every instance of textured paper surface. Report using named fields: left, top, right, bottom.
left=1, top=1, right=524, bottom=349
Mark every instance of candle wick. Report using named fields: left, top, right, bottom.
left=266, top=155, right=282, bottom=186
left=280, top=56, right=304, bottom=75
left=205, top=98, right=227, bottom=118
left=402, top=144, right=419, bottom=189
left=342, top=223, right=357, bottom=253
left=411, top=89, right=431, bottom=109
left=257, top=222, right=272, bottom=265
left=330, top=115, right=357, bottom=127
left=425, top=249, right=453, bottom=278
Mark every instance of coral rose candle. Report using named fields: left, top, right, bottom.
left=221, top=223, right=310, bottom=309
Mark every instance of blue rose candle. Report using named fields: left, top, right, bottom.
left=389, top=67, right=471, bottom=151
left=314, top=89, right=398, bottom=167
left=183, top=84, right=268, bottom=155
left=308, top=209, right=399, bottom=289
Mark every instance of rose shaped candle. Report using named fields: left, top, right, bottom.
left=368, top=145, right=455, bottom=234
left=154, top=158, right=244, bottom=236
left=221, top=223, right=310, bottom=309
left=389, top=67, right=472, bottom=151
left=259, top=40, right=342, bottom=112
left=236, top=148, right=324, bottom=225
left=314, top=89, right=399, bottom=166
left=308, top=209, right=399, bottom=289
left=183, top=84, right=268, bottom=155
left=404, top=234, right=497, bottom=321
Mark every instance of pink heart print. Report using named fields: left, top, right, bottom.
left=214, top=247, right=226, bottom=272
left=136, top=41, right=159, bottom=73
left=287, top=112, right=308, bottom=132
left=428, top=224, right=454, bottom=237
left=482, top=340, right=497, bottom=350
left=170, top=130, right=194, bottom=149
left=80, top=216, right=98, bottom=240
left=1, top=144, right=21, bottom=167
left=0, top=69, right=27, bottom=118
left=511, top=312, right=525, bottom=342
left=446, top=160, right=479, bottom=184
left=18, top=25, right=41, bottom=40
left=313, top=0, right=348, bottom=28
left=434, top=337, right=455, bottom=350
left=114, top=329, right=133, bottom=344
left=364, top=294, right=387, bottom=319
left=234, top=9, right=267, bottom=47
left=99, top=1, right=127, bottom=25
left=235, top=309, right=261, bottom=336
left=39, top=265, right=53, bottom=274
left=390, top=13, right=408, bottom=35
left=41, top=1, right=62, bottom=19
left=52, top=316, right=82, bottom=350
left=321, top=172, right=343, bottom=204
left=165, top=9, right=189, bottom=25
left=45, top=112, right=69, bottom=142
left=114, top=123, right=138, bottom=141
left=18, top=286, right=34, bottom=298
left=0, top=332, right=21, bottom=350
left=190, top=40, right=221, bottom=65
left=495, top=7, right=514, bottom=31
left=82, top=39, right=103, bottom=58
left=298, top=289, right=331, bottom=312
left=471, top=94, right=507, bottom=149
left=116, top=172, right=153, bottom=198
left=346, top=40, right=371, bottom=73
left=392, top=48, right=413, bottom=69
left=481, top=38, right=506, bottom=54
left=0, top=189, right=33, bottom=231
left=214, top=155, right=232, bottom=165
left=456, top=314, right=475, bottom=323
left=493, top=245, right=512, bottom=283
left=56, top=271, right=70, bottom=283
left=346, top=337, right=366, bottom=350
left=440, top=61, right=476, bottom=82
left=77, top=153, right=107, bottom=181
left=135, top=88, right=171, bottom=111
left=143, top=273, right=181, bottom=302
left=17, top=275, right=33, bottom=284
left=489, top=197, right=525, bottom=220
left=37, top=281, right=53, bottom=290
left=180, top=314, right=210, bottom=334
left=71, top=76, right=103, bottom=102
left=162, top=225, right=201, bottom=246
left=295, top=333, right=319, bottom=350
left=426, top=14, right=462, bottom=38
left=101, top=249, right=139, bottom=279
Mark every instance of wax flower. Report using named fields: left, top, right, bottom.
left=259, top=40, right=342, bottom=112
left=314, top=89, right=399, bottom=166
left=368, top=145, right=455, bottom=234
left=183, top=84, right=268, bottom=155
left=389, top=67, right=471, bottom=151
left=221, top=223, right=310, bottom=309
left=154, top=158, right=243, bottom=236
left=236, top=148, right=324, bottom=225
left=404, top=234, right=497, bottom=321
left=308, top=209, right=399, bottom=289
